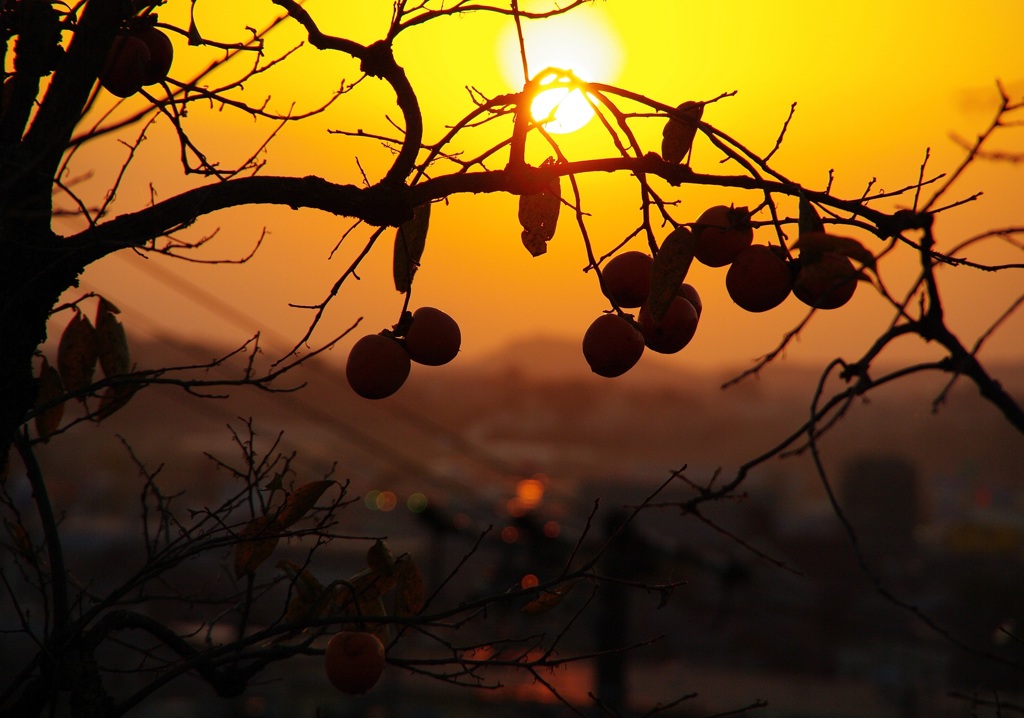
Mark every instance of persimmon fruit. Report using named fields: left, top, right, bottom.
left=793, top=252, right=858, bottom=309
left=324, top=631, right=386, bottom=695
left=404, top=307, right=461, bottom=366
left=693, top=205, right=753, bottom=267
left=726, top=244, right=793, bottom=313
left=582, top=314, right=645, bottom=378
left=601, top=251, right=654, bottom=308
left=100, top=34, right=150, bottom=98
left=679, top=282, right=702, bottom=318
left=345, top=334, right=410, bottom=399
left=638, top=294, right=699, bottom=354
left=135, top=26, right=174, bottom=85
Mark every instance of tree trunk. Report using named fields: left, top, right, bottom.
left=0, top=225, right=83, bottom=467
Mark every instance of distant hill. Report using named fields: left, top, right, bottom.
left=33, top=334, right=1024, bottom=517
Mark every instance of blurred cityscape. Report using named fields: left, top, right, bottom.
left=4, top=336, right=1023, bottom=717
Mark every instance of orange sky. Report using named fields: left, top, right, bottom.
left=65, top=1, right=1024, bottom=374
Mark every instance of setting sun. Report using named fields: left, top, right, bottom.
left=529, top=76, right=594, bottom=134
left=499, top=9, right=622, bottom=133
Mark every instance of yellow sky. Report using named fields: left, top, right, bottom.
left=68, top=1, right=1024, bottom=373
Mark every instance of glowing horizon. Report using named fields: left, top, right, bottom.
left=65, top=1, right=1024, bottom=373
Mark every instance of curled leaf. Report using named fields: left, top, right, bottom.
left=5, top=518, right=35, bottom=566
left=93, top=384, right=137, bottom=422
left=96, top=300, right=130, bottom=378
left=795, top=231, right=875, bottom=268
left=397, top=556, right=425, bottom=616
left=275, top=480, right=334, bottom=529
left=361, top=594, right=391, bottom=646
left=278, top=560, right=333, bottom=622
left=522, top=581, right=577, bottom=615
left=233, top=516, right=280, bottom=578
left=366, top=539, right=396, bottom=575
left=57, top=312, right=98, bottom=395
left=393, top=203, right=431, bottom=293
left=96, top=296, right=121, bottom=314
left=518, top=159, right=561, bottom=257
left=798, top=195, right=825, bottom=235
left=34, top=357, right=65, bottom=441
left=647, top=226, right=696, bottom=323
left=333, top=567, right=399, bottom=616
left=661, top=101, right=703, bottom=164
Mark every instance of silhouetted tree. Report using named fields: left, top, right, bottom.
left=2, top=1, right=1022, bottom=717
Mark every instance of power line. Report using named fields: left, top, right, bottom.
left=81, top=254, right=518, bottom=492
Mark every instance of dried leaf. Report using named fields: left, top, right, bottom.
left=233, top=516, right=280, bottom=578
left=333, top=567, right=399, bottom=614
left=57, top=312, right=98, bottom=395
left=393, top=203, right=431, bottom=293
left=521, top=581, right=577, bottom=615
left=361, top=595, right=392, bottom=646
left=647, top=226, right=696, bottom=323
left=96, top=296, right=121, bottom=314
left=278, top=560, right=333, bottom=622
left=95, top=300, right=130, bottom=378
left=795, top=231, right=875, bottom=268
left=397, top=556, right=425, bottom=616
left=187, top=9, right=202, bottom=46
left=518, top=159, right=561, bottom=257
left=275, top=480, right=334, bottom=529
left=798, top=195, right=825, bottom=235
left=366, top=539, right=396, bottom=575
left=93, top=384, right=137, bottom=422
left=34, top=357, right=65, bottom=441
left=5, top=518, right=36, bottom=566
left=278, top=560, right=325, bottom=600
left=661, top=101, right=703, bottom=164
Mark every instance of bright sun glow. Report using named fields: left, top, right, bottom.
left=530, top=80, right=594, bottom=134
left=499, top=10, right=622, bottom=134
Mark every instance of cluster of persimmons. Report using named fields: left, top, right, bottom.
left=583, top=204, right=860, bottom=377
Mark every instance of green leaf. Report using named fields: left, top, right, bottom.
left=393, top=203, right=431, bottom=293
left=647, top=226, right=696, bottom=323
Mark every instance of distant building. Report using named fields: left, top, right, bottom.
left=840, top=455, right=920, bottom=560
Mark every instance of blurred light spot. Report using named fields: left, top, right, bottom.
left=501, top=525, right=520, bottom=543
left=521, top=573, right=539, bottom=589
left=407, top=492, right=428, bottom=513
left=453, top=512, right=470, bottom=531
left=364, top=490, right=381, bottom=510
left=516, top=475, right=546, bottom=510
left=376, top=490, right=397, bottom=512
left=543, top=520, right=561, bottom=539
left=507, top=497, right=527, bottom=517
